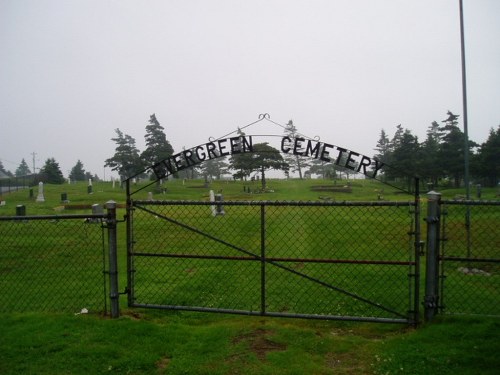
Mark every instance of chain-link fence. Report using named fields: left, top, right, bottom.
left=0, top=174, right=36, bottom=196
left=0, top=214, right=109, bottom=314
left=439, top=200, right=500, bottom=316
left=128, top=200, right=420, bottom=324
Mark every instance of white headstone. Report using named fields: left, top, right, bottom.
left=88, top=178, right=92, bottom=186
left=36, top=182, right=45, bottom=202
left=147, top=192, right=153, bottom=201
left=209, top=190, right=216, bottom=216
left=112, top=178, right=116, bottom=189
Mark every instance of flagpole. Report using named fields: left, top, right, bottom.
left=459, top=0, right=470, bottom=199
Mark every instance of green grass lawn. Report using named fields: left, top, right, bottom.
left=0, top=178, right=499, bottom=373
left=0, top=312, right=498, bottom=374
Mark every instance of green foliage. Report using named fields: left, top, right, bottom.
left=375, top=111, right=497, bottom=188
left=69, top=159, right=86, bottom=181
left=0, top=160, right=13, bottom=177
left=39, top=157, right=65, bottom=184
left=105, top=128, right=144, bottom=180
left=141, top=113, right=174, bottom=175
left=282, top=120, right=309, bottom=179
left=200, top=157, right=230, bottom=180
left=474, top=125, right=500, bottom=186
left=15, top=158, right=31, bottom=176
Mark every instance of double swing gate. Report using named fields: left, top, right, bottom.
left=126, top=189, right=422, bottom=324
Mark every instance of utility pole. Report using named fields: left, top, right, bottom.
left=31, top=152, right=37, bottom=174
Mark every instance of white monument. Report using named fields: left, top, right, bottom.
left=209, top=190, right=216, bottom=216
left=36, top=182, right=45, bottom=202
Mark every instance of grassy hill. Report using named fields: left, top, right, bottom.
left=2, top=177, right=496, bottom=217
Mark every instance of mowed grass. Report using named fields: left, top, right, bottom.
left=0, top=312, right=498, bottom=374
left=0, top=178, right=499, bottom=373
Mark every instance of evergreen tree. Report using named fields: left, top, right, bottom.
left=229, top=128, right=255, bottom=180
left=200, top=157, right=229, bottom=180
left=0, top=160, right=12, bottom=177
left=391, top=128, right=420, bottom=190
left=282, top=120, right=309, bottom=179
left=373, top=129, right=392, bottom=180
left=420, top=121, right=441, bottom=187
left=141, top=114, right=174, bottom=177
left=177, top=146, right=201, bottom=180
left=474, top=125, right=500, bottom=186
left=39, top=158, right=65, bottom=184
left=307, top=159, right=337, bottom=179
left=374, top=129, right=392, bottom=164
left=69, top=160, right=86, bottom=181
left=438, top=112, right=477, bottom=188
left=105, top=128, right=144, bottom=180
left=15, top=159, right=31, bottom=176
left=235, top=142, right=288, bottom=190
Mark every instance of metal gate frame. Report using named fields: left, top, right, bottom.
left=125, top=179, right=421, bottom=325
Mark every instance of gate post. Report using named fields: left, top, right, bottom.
left=424, top=191, right=441, bottom=322
left=106, top=200, right=120, bottom=318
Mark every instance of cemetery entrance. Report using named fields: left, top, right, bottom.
left=124, top=128, right=421, bottom=324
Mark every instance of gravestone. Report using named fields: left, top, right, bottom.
left=16, top=205, right=26, bottom=216
left=215, top=193, right=225, bottom=215
left=36, top=182, right=45, bottom=202
left=147, top=192, right=153, bottom=201
left=92, top=203, right=103, bottom=215
left=210, top=190, right=225, bottom=216
left=87, top=178, right=93, bottom=194
left=209, top=190, right=217, bottom=216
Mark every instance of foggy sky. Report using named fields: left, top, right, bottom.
left=1, top=0, right=499, bottom=179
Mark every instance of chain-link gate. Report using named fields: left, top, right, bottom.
left=124, top=123, right=422, bottom=324
left=126, top=197, right=421, bottom=324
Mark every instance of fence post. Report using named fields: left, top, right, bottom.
left=106, top=200, right=120, bottom=318
left=424, top=191, right=441, bottom=322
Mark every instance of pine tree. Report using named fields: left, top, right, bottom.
left=229, top=128, right=255, bottom=180
left=474, top=125, right=500, bottom=186
left=0, top=160, right=12, bottom=177
left=437, top=112, right=477, bottom=188
left=69, top=160, right=86, bottom=181
left=105, top=129, right=144, bottom=180
left=39, top=158, right=65, bottom=184
left=15, top=159, right=31, bottom=176
left=282, top=120, right=309, bottom=179
left=421, top=122, right=441, bottom=187
left=141, top=114, right=174, bottom=178
left=200, top=157, right=229, bottom=180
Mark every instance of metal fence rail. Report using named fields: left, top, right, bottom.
left=0, top=213, right=109, bottom=314
left=0, top=174, right=36, bottom=195
left=128, top=200, right=420, bottom=324
left=439, top=200, right=500, bottom=316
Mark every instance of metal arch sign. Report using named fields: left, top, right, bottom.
left=150, top=135, right=385, bottom=181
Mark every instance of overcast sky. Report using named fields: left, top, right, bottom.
left=1, top=0, right=499, bottom=179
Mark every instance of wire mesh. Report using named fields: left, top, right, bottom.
left=129, top=200, right=418, bottom=322
left=440, top=201, right=500, bottom=316
left=0, top=216, right=108, bottom=314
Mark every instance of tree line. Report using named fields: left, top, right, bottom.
left=1, top=111, right=498, bottom=188
left=374, top=111, right=499, bottom=188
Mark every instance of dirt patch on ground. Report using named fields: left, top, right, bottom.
left=232, top=328, right=287, bottom=361
left=156, top=356, right=171, bottom=373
